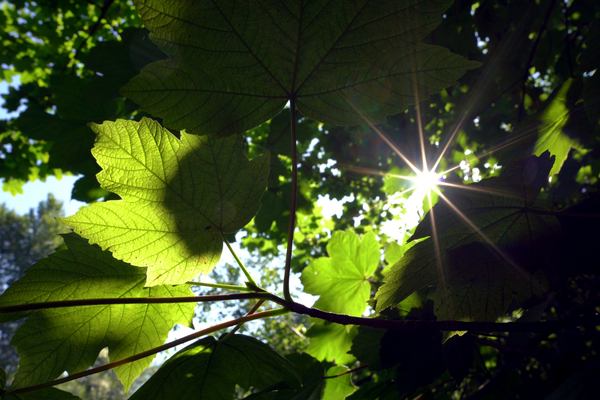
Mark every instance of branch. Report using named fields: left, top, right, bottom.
left=283, top=98, right=298, bottom=303
left=62, top=0, right=115, bottom=72
left=4, top=294, right=599, bottom=333
left=7, top=308, right=289, bottom=395
left=0, top=293, right=278, bottom=314
left=285, top=302, right=600, bottom=333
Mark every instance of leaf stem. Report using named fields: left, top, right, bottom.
left=283, top=98, right=298, bottom=303
left=8, top=308, right=289, bottom=395
left=221, top=232, right=257, bottom=286
left=183, top=281, right=255, bottom=292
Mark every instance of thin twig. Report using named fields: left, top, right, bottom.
left=220, top=299, right=265, bottom=341
left=283, top=98, right=298, bottom=303
left=518, top=0, right=555, bottom=122
left=324, top=364, right=369, bottom=379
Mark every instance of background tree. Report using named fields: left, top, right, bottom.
left=0, top=0, right=599, bottom=399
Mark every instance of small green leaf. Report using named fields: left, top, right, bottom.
left=322, top=366, right=358, bottom=399
left=376, top=152, right=562, bottom=321
left=0, top=233, right=195, bottom=391
left=60, top=118, right=269, bottom=286
left=301, top=231, right=379, bottom=316
left=129, top=335, right=300, bottom=400
left=122, top=0, right=480, bottom=136
left=533, top=78, right=583, bottom=176
left=305, top=320, right=357, bottom=366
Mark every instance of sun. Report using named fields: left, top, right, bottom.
left=414, top=169, right=442, bottom=193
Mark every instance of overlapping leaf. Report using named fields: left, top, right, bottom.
left=0, top=233, right=195, bottom=391
left=129, top=334, right=300, bottom=400
left=61, top=118, right=269, bottom=286
left=4, top=388, right=81, bottom=400
left=122, top=0, right=481, bottom=136
left=301, top=230, right=379, bottom=316
left=376, top=152, right=562, bottom=321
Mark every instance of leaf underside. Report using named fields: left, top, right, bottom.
left=122, top=0, right=481, bottom=136
left=60, top=118, right=269, bottom=286
left=129, top=335, right=300, bottom=400
left=0, top=233, right=195, bottom=391
left=376, top=152, right=562, bottom=322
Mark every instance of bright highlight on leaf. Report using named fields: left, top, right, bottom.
left=0, top=233, right=195, bottom=391
left=60, top=118, right=269, bottom=286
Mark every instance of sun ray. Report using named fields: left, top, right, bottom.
left=427, top=189, right=447, bottom=302
left=412, top=76, right=429, bottom=172
left=344, top=100, right=422, bottom=175
left=433, top=188, right=545, bottom=289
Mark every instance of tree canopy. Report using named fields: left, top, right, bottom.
left=1, top=0, right=599, bottom=399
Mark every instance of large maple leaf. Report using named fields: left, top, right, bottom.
left=122, top=0, right=480, bottom=136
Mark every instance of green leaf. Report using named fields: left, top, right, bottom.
left=0, top=366, right=5, bottom=390
left=322, top=366, right=358, bottom=400
left=60, top=118, right=269, bottom=286
left=301, top=231, right=379, bottom=316
left=122, top=0, right=481, bottom=136
left=376, top=152, right=562, bottom=320
left=5, top=388, right=81, bottom=400
left=0, top=233, right=195, bottom=391
left=129, top=334, right=300, bottom=400
left=305, top=320, right=357, bottom=366
left=533, top=78, right=583, bottom=176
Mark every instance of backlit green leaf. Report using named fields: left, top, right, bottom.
left=305, top=320, right=357, bottom=366
left=533, top=78, right=583, bottom=176
left=322, top=366, right=358, bottom=399
left=0, top=233, right=194, bottom=391
left=301, top=231, right=379, bottom=316
left=129, top=335, right=300, bottom=400
left=122, top=0, right=480, bottom=136
left=376, top=152, right=562, bottom=320
left=60, top=118, right=269, bottom=286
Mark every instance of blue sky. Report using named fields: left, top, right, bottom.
left=0, top=79, right=87, bottom=216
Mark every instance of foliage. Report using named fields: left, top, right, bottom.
left=1, top=0, right=600, bottom=399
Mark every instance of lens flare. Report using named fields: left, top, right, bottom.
left=414, top=170, right=441, bottom=192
